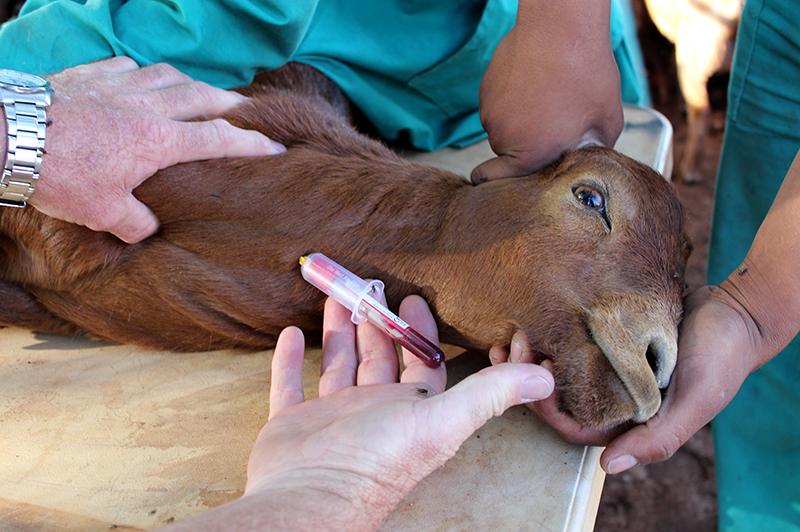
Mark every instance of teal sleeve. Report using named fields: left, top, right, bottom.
left=611, top=0, right=651, bottom=107
left=0, top=0, right=318, bottom=87
left=0, top=0, right=650, bottom=150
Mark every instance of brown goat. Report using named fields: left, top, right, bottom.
left=0, top=63, right=691, bottom=431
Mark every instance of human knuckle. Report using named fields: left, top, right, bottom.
left=106, top=56, right=138, bottom=70
left=187, top=80, right=219, bottom=101
left=126, top=118, right=179, bottom=164
left=117, top=56, right=138, bottom=66
left=651, top=434, right=683, bottom=463
left=138, top=62, right=186, bottom=86
left=64, top=63, right=100, bottom=78
left=208, top=118, right=238, bottom=145
left=144, top=118, right=179, bottom=146
left=85, top=206, right=125, bottom=234
left=148, top=62, right=181, bottom=78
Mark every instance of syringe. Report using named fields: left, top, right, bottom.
left=299, top=253, right=444, bottom=368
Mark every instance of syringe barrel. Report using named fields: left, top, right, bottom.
left=300, top=253, right=385, bottom=324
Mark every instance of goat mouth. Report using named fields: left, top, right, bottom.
left=548, top=322, right=660, bottom=429
left=585, top=321, right=666, bottom=425
left=520, top=324, right=664, bottom=429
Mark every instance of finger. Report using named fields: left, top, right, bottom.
left=575, top=130, right=610, bottom=150
left=356, top=292, right=400, bottom=386
left=122, top=62, right=195, bottom=91
left=470, top=154, right=530, bottom=184
left=125, top=82, right=252, bottom=121
left=508, top=332, right=536, bottom=363
left=599, top=369, right=729, bottom=474
left=55, top=56, right=140, bottom=80
left=159, top=118, right=285, bottom=168
left=92, top=56, right=140, bottom=74
left=90, top=194, right=160, bottom=244
left=489, top=345, right=509, bottom=365
left=319, top=298, right=358, bottom=396
left=269, top=327, right=306, bottom=420
left=489, top=331, right=534, bottom=365
left=600, top=399, right=705, bottom=474
left=523, top=359, right=624, bottom=446
left=525, top=390, right=626, bottom=447
left=425, top=363, right=554, bottom=446
left=397, top=295, right=446, bottom=394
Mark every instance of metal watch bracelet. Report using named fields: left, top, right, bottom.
left=1, top=89, right=50, bottom=207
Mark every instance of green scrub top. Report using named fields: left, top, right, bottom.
left=0, top=0, right=648, bottom=151
left=707, top=0, right=800, bottom=530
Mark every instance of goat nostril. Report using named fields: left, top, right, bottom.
left=646, top=334, right=678, bottom=391
left=646, top=343, right=660, bottom=383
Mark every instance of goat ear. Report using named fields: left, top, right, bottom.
left=212, top=95, right=326, bottom=148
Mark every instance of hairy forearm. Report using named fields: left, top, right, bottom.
left=720, top=149, right=800, bottom=366
left=163, top=472, right=398, bottom=532
left=164, top=488, right=367, bottom=532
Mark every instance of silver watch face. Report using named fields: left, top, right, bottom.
left=0, top=69, right=50, bottom=92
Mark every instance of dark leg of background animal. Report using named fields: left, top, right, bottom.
left=680, top=103, right=710, bottom=184
left=674, top=44, right=716, bottom=184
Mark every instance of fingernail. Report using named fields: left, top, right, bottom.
left=510, top=338, right=523, bottom=362
left=469, top=170, right=488, bottom=185
left=488, top=346, right=505, bottom=365
left=520, top=376, right=552, bottom=402
left=269, top=140, right=287, bottom=154
left=606, top=454, right=638, bottom=475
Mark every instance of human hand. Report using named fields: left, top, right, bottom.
left=595, top=285, right=756, bottom=473
left=31, top=57, right=284, bottom=244
left=471, top=0, right=624, bottom=183
left=505, top=287, right=756, bottom=474
left=237, top=295, right=554, bottom=532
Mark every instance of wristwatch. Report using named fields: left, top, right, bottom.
left=0, top=69, right=52, bottom=207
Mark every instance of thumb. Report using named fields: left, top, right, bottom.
left=598, top=378, right=727, bottom=474
left=430, top=363, right=554, bottom=445
left=470, top=154, right=528, bottom=184
left=104, top=194, right=161, bottom=244
left=600, top=412, right=699, bottom=475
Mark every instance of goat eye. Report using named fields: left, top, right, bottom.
left=573, top=186, right=605, bottom=212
